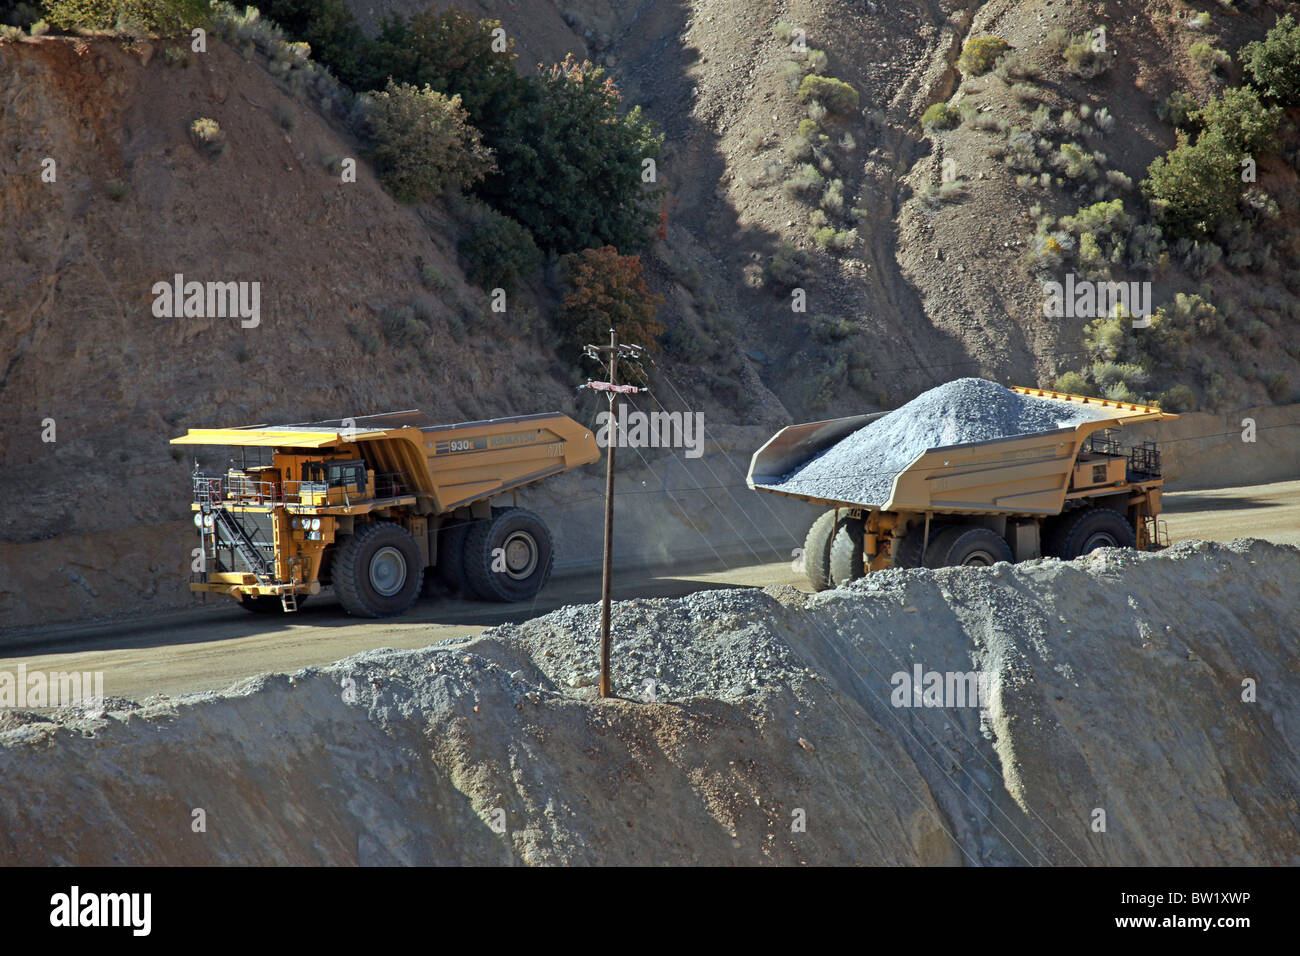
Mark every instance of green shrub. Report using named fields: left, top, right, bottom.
left=766, top=241, right=810, bottom=288
left=1063, top=32, right=1108, bottom=78
left=921, top=102, right=961, bottom=131
left=784, top=162, right=824, bottom=197
left=1141, top=129, right=1240, bottom=238
left=458, top=207, right=541, bottom=293
left=957, top=36, right=1010, bottom=76
left=1192, top=86, right=1282, bottom=155
left=44, top=0, right=209, bottom=32
left=420, top=265, right=447, bottom=291
left=1188, top=41, right=1228, bottom=70
left=1043, top=28, right=1070, bottom=55
left=1240, top=13, right=1300, bottom=106
left=1157, top=91, right=1200, bottom=128
left=189, top=117, right=226, bottom=158
left=1055, top=142, right=1098, bottom=180
left=362, top=80, right=494, bottom=203
left=1052, top=371, right=1094, bottom=395
left=797, top=74, right=859, bottom=114
left=251, top=0, right=371, bottom=89
left=380, top=305, right=428, bottom=347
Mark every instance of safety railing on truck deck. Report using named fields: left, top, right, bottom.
left=192, top=472, right=414, bottom=508
left=1086, top=433, right=1163, bottom=480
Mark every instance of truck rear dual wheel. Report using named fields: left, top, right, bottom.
left=802, top=510, right=838, bottom=591
left=436, top=519, right=475, bottom=593
left=333, top=521, right=424, bottom=618
left=1043, top=507, right=1135, bottom=559
left=894, top=523, right=1012, bottom=569
left=462, top=507, right=554, bottom=602
left=829, top=516, right=866, bottom=587
left=931, top=527, right=1013, bottom=567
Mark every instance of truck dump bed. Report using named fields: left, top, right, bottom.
left=748, top=387, right=1176, bottom=516
left=172, top=410, right=599, bottom=514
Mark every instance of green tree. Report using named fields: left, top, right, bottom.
left=458, top=207, right=541, bottom=293
left=494, top=56, right=663, bottom=253
left=1141, top=128, right=1240, bottom=238
left=1240, top=13, right=1300, bottom=106
left=1191, top=86, right=1282, bottom=155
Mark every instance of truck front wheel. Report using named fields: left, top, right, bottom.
left=333, top=521, right=424, bottom=617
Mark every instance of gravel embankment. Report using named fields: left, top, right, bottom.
left=1, top=539, right=1296, bottom=865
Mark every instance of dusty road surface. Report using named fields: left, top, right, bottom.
left=0, top=556, right=810, bottom=702
left=1162, top=479, right=1300, bottom=547
left=2, top=478, right=1296, bottom=703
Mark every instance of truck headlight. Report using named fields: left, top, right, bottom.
left=291, top=518, right=301, bottom=530
left=203, top=514, right=215, bottom=529
left=194, top=513, right=203, bottom=528
left=310, top=517, right=321, bottom=531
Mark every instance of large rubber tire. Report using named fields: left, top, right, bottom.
left=802, top=509, right=838, bottom=591
left=1043, top=507, right=1135, bottom=559
left=922, top=525, right=967, bottom=567
left=828, top=516, right=866, bottom=587
left=436, top=518, right=474, bottom=593
left=333, top=521, right=424, bottom=618
left=237, top=594, right=309, bottom=614
left=892, top=522, right=951, bottom=569
left=463, top=507, right=554, bottom=602
left=934, top=527, right=1014, bottom=567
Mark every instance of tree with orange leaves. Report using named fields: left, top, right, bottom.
left=557, top=247, right=665, bottom=356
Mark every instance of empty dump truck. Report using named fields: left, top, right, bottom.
left=171, top=410, right=599, bottom=617
left=748, top=383, right=1177, bottom=590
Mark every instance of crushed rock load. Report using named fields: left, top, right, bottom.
left=2, top=539, right=1298, bottom=866
left=764, top=377, right=1113, bottom=506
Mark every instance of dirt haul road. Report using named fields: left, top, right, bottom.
left=0, top=479, right=1297, bottom=703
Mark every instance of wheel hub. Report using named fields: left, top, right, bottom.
left=502, top=531, right=539, bottom=580
left=1082, top=531, right=1118, bottom=553
left=369, top=546, right=407, bottom=596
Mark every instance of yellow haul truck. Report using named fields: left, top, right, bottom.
left=748, top=387, right=1177, bottom=590
left=171, top=410, right=599, bottom=617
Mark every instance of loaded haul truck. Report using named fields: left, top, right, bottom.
left=748, top=385, right=1177, bottom=590
left=172, top=410, right=599, bottom=617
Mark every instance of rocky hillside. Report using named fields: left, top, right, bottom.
left=1, top=0, right=1297, bottom=628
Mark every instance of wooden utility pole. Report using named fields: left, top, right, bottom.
left=580, top=330, right=647, bottom=699
left=598, top=329, right=619, bottom=698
